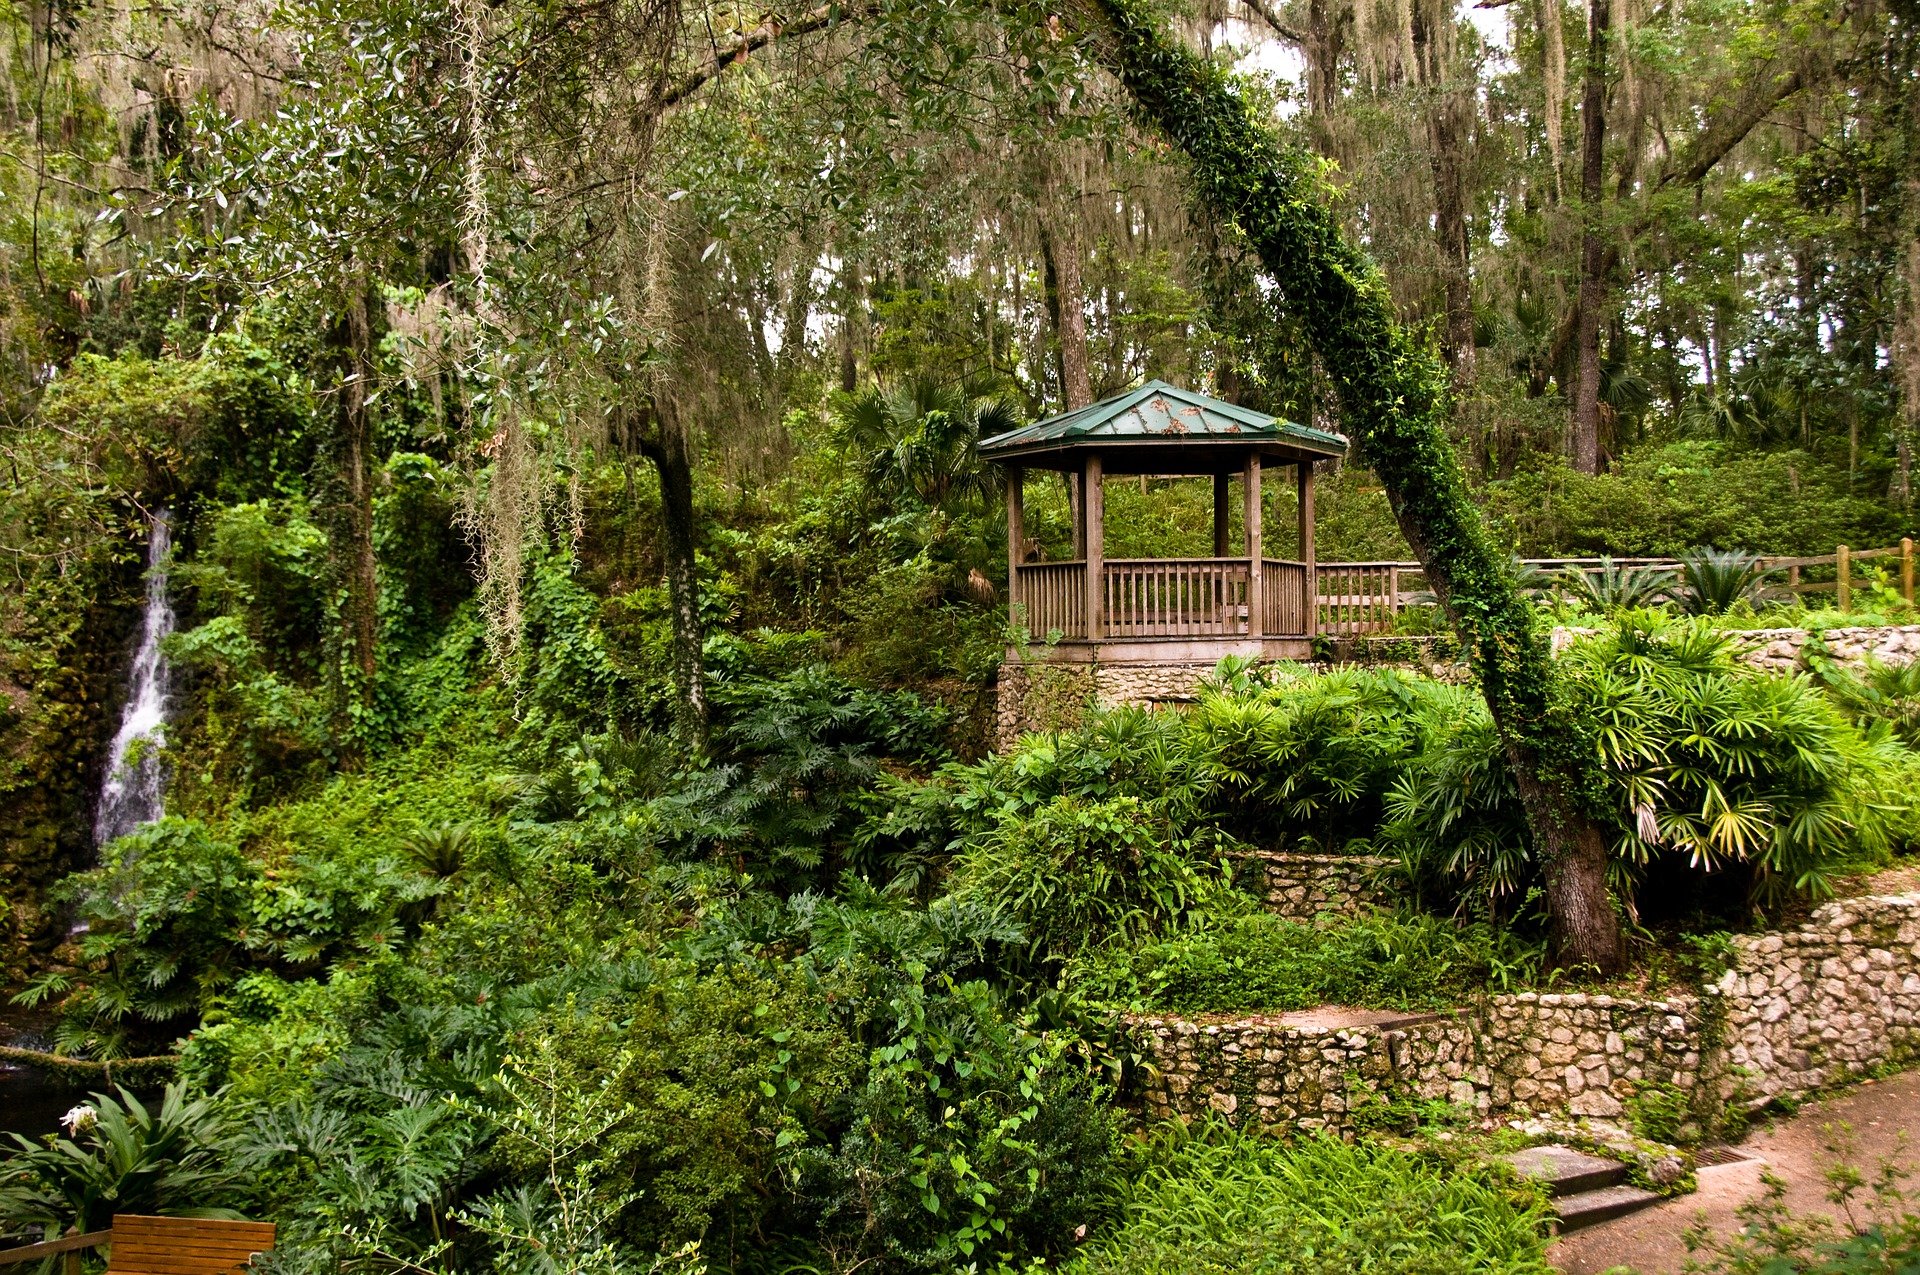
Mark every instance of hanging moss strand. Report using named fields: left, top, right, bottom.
left=1082, top=0, right=1623, bottom=971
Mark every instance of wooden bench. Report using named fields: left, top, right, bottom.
left=105, top=1217, right=275, bottom=1275
left=0, top=1216, right=274, bottom=1275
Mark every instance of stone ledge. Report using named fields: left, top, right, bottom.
left=1134, top=892, right=1920, bottom=1137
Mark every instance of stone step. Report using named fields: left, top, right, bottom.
left=1551, top=1183, right=1664, bottom=1233
left=1500, top=1145, right=1631, bottom=1196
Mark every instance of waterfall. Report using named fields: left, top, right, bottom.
left=94, top=511, right=175, bottom=846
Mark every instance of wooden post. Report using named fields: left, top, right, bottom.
left=1245, top=453, right=1264, bottom=637
left=1212, top=473, right=1230, bottom=557
left=1903, top=537, right=1914, bottom=605
left=1388, top=564, right=1401, bottom=618
left=1298, top=461, right=1316, bottom=636
left=63, top=1227, right=80, bottom=1275
left=1069, top=472, right=1084, bottom=559
left=1837, top=544, right=1851, bottom=612
left=1005, top=467, right=1024, bottom=630
left=1084, top=453, right=1104, bottom=640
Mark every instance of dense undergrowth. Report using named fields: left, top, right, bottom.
left=8, top=368, right=1920, bottom=1268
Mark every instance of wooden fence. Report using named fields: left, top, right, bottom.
left=1312, top=539, right=1918, bottom=637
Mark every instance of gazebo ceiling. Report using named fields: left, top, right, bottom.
left=979, top=379, right=1347, bottom=474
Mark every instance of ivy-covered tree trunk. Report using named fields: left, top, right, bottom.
left=1082, top=0, right=1623, bottom=971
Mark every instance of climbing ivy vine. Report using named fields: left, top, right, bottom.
left=1079, top=0, right=1622, bottom=969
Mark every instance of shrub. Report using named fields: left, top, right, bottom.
left=27, top=818, right=440, bottom=1056
left=1064, top=1124, right=1552, bottom=1275
left=1387, top=613, right=1908, bottom=911
left=1181, top=664, right=1472, bottom=849
left=0, top=1083, right=245, bottom=1233
left=1556, top=557, right=1677, bottom=612
left=1675, top=548, right=1771, bottom=615
left=944, top=795, right=1244, bottom=968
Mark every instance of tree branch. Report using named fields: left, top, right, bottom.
left=1240, top=0, right=1308, bottom=45
left=661, top=1, right=880, bottom=107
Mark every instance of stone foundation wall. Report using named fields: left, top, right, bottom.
left=994, top=660, right=1218, bottom=750
left=1231, top=852, right=1396, bottom=922
left=1134, top=892, right=1920, bottom=1136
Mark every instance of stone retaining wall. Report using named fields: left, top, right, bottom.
left=1712, top=893, right=1920, bottom=1107
left=1134, top=892, right=1920, bottom=1136
left=1720, top=625, right=1920, bottom=675
left=1231, top=852, right=1396, bottom=922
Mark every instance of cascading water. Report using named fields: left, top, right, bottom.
left=93, top=511, right=175, bottom=846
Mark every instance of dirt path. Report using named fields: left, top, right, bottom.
left=1549, top=1068, right=1920, bottom=1274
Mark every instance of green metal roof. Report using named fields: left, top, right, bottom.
left=978, top=380, right=1347, bottom=462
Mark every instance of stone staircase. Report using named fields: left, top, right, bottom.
left=1501, top=1145, right=1663, bottom=1233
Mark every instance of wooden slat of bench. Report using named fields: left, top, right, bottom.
left=106, top=1217, right=274, bottom=1275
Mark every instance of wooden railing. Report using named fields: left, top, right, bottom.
left=1013, top=561, right=1087, bottom=639
left=1263, top=560, right=1310, bottom=635
left=1310, top=540, right=1917, bottom=637
left=1102, top=558, right=1250, bottom=637
left=1317, top=561, right=1405, bottom=637
left=1015, top=558, right=1313, bottom=639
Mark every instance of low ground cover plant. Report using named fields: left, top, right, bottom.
left=1062, top=1122, right=1554, bottom=1275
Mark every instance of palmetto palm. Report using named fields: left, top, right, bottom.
left=834, top=380, right=1020, bottom=513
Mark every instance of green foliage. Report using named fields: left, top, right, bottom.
left=1386, top=613, right=1908, bottom=909
left=1063, top=1124, right=1552, bottom=1274
left=1180, top=664, right=1472, bottom=849
left=1675, top=548, right=1771, bottom=616
left=1815, top=655, right=1920, bottom=747
left=516, top=968, right=865, bottom=1258
left=1556, top=558, right=1678, bottom=612
left=34, top=818, right=439, bottom=1056
left=0, top=1083, right=245, bottom=1233
left=834, top=379, right=1016, bottom=515
left=1485, top=445, right=1904, bottom=558
left=945, top=795, right=1242, bottom=969
left=1073, top=911, right=1545, bottom=1016
left=1624, top=1080, right=1689, bottom=1145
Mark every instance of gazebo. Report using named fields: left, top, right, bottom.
left=981, top=380, right=1348, bottom=662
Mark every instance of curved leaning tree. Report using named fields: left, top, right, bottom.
left=1073, top=0, right=1622, bottom=971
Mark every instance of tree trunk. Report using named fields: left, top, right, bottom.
left=1432, top=105, right=1476, bottom=386
left=1570, top=0, right=1610, bottom=474
left=337, top=276, right=380, bottom=726
left=1413, top=1, right=1475, bottom=386
left=1038, top=186, right=1093, bottom=542
left=1038, top=202, right=1095, bottom=411
left=1086, top=0, right=1623, bottom=972
left=635, top=396, right=707, bottom=749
